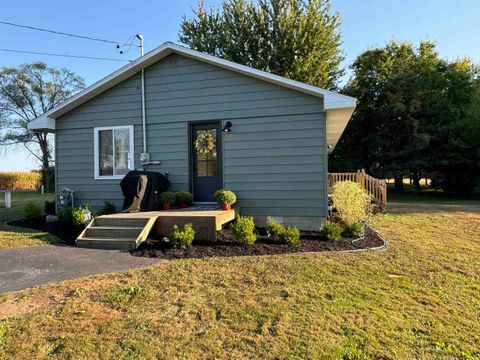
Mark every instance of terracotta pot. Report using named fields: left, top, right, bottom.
left=221, top=203, right=231, bottom=210
left=162, top=203, right=172, bottom=210
left=179, top=202, right=189, bottom=209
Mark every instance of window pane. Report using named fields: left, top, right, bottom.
left=196, top=161, right=207, bottom=177
left=99, top=130, right=113, bottom=176
left=207, top=161, right=217, bottom=176
left=115, top=128, right=130, bottom=175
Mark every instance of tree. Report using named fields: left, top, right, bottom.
left=0, top=63, right=85, bottom=192
left=332, top=41, right=480, bottom=195
left=180, top=0, right=344, bottom=89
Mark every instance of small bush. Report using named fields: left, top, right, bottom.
left=100, top=200, right=116, bottom=215
left=213, top=189, right=237, bottom=205
left=159, top=191, right=176, bottom=204
left=22, top=202, right=42, bottom=219
left=72, top=205, right=93, bottom=227
left=331, top=181, right=372, bottom=224
left=278, top=226, right=301, bottom=245
left=57, top=207, right=73, bottom=225
left=175, top=191, right=193, bottom=205
left=230, top=216, right=256, bottom=245
left=265, top=217, right=285, bottom=237
left=44, top=200, right=56, bottom=215
left=342, top=222, right=364, bottom=238
left=320, top=223, right=343, bottom=241
left=170, top=223, right=195, bottom=248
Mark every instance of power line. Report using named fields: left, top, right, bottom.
left=0, top=20, right=128, bottom=46
left=0, top=48, right=132, bottom=62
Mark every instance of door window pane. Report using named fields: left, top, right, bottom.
left=196, top=161, right=207, bottom=177
left=207, top=160, right=217, bottom=176
left=99, top=130, right=113, bottom=176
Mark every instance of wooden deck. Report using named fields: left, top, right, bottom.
left=76, top=206, right=237, bottom=250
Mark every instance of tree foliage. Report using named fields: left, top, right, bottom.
left=0, top=63, right=85, bottom=191
left=332, top=41, right=480, bottom=196
left=179, top=0, right=344, bottom=89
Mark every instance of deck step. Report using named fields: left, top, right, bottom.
left=76, top=237, right=138, bottom=251
left=85, top=226, right=143, bottom=238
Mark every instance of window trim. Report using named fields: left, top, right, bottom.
left=93, top=125, right=134, bottom=180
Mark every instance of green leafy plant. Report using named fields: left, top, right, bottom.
left=230, top=216, right=256, bottom=245
left=100, top=200, right=116, bottom=215
left=44, top=200, right=56, bottom=215
left=279, top=226, right=301, bottom=245
left=159, top=191, right=176, bottom=204
left=170, top=223, right=195, bottom=248
left=331, top=181, right=372, bottom=224
left=175, top=191, right=193, bottom=205
left=72, top=205, right=93, bottom=227
left=320, top=223, right=343, bottom=241
left=342, top=222, right=364, bottom=238
left=22, top=202, right=42, bottom=219
left=57, top=207, right=73, bottom=225
left=213, top=189, right=237, bottom=205
left=265, top=217, right=285, bottom=237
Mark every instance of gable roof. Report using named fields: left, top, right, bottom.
left=28, top=42, right=356, bottom=148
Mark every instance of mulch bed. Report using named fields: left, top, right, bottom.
left=7, top=217, right=81, bottom=246
left=7, top=217, right=384, bottom=259
left=130, top=227, right=384, bottom=260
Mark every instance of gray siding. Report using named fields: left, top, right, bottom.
left=56, top=54, right=327, bottom=220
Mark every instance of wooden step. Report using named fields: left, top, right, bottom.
left=85, top=226, right=143, bottom=239
left=76, top=237, right=138, bottom=251
left=94, top=217, right=150, bottom=228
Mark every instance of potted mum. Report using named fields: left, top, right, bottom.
left=159, top=191, right=175, bottom=210
left=175, top=191, right=193, bottom=208
left=214, top=189, right=236, bottom=210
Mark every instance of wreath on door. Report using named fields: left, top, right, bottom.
left=194, top=130, right=216, bottom=157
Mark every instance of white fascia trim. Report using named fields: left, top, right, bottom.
left=27, top=42, right=356, bottom=131
left=93, top=125, right=135, bottom=180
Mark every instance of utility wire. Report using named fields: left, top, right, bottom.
left=0, top=48, right=132, bottom=62
left=0, top=20, right=128, bottom=46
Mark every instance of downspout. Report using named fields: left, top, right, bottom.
left=137, top=34, right=149, bottom=165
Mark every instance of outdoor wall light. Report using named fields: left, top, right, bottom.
left=223, top=121, right=233, bottom=132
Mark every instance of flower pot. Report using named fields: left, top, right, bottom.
left=162, top=203, right=172, bottom=210
left=221, top=203, right=231, bottom=210
left=179, top=202, right=189, bottom=209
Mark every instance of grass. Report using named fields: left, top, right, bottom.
left=0, top=191, right=57, bottom=250
left=0, top=197, right=478, bottom=359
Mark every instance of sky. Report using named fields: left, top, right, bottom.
left=1, top=0, right=480, bottom=171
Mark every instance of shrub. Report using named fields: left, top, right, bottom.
left=265, top=217, right=285, bottom=237
left=44, top=200, right=56, bottom=215
left=0, top=172, right=41, bottom=190
left=175, top=191, right=193, bottom=205
left=230, top=216, right=256, bottom=245
left=57, top=207, right=73, bottom=225
left=342, top=222, right=364, bottom=238
left=100, top=200, right=116, bottom=215
left=72, top=205, right=93, bottom=227
left=170, top=223, right=195, bottom=248
left=279, top=226, right=301, bottom=245
left=331, top=181, right=372, bottom=224
left=22, top=202, right=42, bottom=219
left=320, top=223, right=343, bottom=241
left=213, top=189, right=237, bottom=205
left=159, top=191, right=176, bottom=204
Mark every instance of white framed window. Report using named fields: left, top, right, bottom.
left=94, top=126, right=134, bottom=180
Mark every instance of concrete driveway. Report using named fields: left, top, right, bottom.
left=0, top=244, right=162, bottom=293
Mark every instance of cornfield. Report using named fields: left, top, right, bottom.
left=0, top=172, right=42, bottom=190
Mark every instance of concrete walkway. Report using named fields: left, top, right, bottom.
left=0, top=245, right=162, bottom=293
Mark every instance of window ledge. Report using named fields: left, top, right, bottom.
left=94, top=175, right=126, bottom=180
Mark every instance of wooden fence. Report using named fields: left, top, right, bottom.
left=328, top=171, right=387, bottom=209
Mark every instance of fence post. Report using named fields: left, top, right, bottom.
left=5, top=191, right=11, bottom=208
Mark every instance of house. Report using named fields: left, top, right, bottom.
left=28, top=42, right=356, bottom=230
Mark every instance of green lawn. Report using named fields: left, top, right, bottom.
left=0, top=195, right=479, bottom=359
left=0, top=192, right=57, bottom=249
